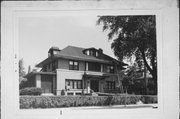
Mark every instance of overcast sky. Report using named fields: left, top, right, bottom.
left=19, top=16, right=116, bottom=73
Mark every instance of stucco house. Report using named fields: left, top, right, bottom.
left=25, top=46, right=127, bottom=95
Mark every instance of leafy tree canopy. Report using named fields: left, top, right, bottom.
left=97, top=15, right=157, bottom=84
left=19, top=59, right=26, bottom=84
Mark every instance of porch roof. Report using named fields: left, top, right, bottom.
left=24, top=71, right=56, bottom=78
left=83, top=74, right=109, bottom=79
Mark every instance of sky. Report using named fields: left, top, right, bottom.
left=19, top=16, right=116, bottom=73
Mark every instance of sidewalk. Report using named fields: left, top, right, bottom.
left=69, top=104, right=158, bottom=110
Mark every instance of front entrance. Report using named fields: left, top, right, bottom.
left=90, top=80, right=99, bottom=92
left=41, top=75, right=53, bottom=93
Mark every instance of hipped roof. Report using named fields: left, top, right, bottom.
left=36, top=45, right=127, bottom=67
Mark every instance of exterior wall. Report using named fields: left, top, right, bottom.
left=47, top=63, right=52, bottom=72
left=27, top=75, right=36, bottom=87
left=58, top=59, right=69, bottom=69
left=56, top=69, right=84, bottom=95
left=79, top=61, right=85, bottom=71
left=57, top=59, right=85, bottom=71
left=103, top=64, right=108, bottom=73
left=36, top=74, right=41, bottom=88
left=52, top=76, right=56, bottom=94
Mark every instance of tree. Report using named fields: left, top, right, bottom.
left=19, top=59, right=27, bottom=89
left=19, top=59, right=26, bottom=83
left=97, top=15, right=157, bottom=93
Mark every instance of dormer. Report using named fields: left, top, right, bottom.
left=48, top=46, right=61, bottom=57
left=83, top=47, right=103, bottom=58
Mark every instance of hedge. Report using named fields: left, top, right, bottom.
left=20, top=87, right=43, bottom=96
left=20, top=95, right=157, bottom=109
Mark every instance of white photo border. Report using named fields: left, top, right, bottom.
left=1, top=1, right=179, bottom=119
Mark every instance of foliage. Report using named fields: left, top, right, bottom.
left=19, top=59, right=27, bottom=86
left=20, top=87, right=43, bottom=96
left=97, top=16, right=157, bottom=92
left=20, top=95, right=157, bottom=109
left=61, top=89, right=65, bottom=96
left=19, top=59, right=26, bottom=78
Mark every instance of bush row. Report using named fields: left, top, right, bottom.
left=20, top=95, right=157, bottom=109
left=20, top=87, right=43, bottom=96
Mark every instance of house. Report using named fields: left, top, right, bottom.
left=25, top=46, right=127, bottom=95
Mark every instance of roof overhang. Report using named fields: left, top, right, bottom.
left=83, top=74, right=109, bottom=79
left=36, top=54, right=128, bottom=68
left=24, top=71, right=56, bottom=78
left=36, top=56, right=57, bottom=67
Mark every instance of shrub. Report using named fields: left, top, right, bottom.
left=20, top=95, right=157, bottom=109
left=20, top=87, right=43, bottom=96
left=61, top=90, right=65, bottom=96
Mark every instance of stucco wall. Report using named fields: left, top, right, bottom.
left=36, top=74, right=41, bottom=88
left=56, top=69, right=84, bottom=95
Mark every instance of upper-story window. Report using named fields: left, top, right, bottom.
left=42, top=65, right=47, bottom=72
left=88, top=62, right=101, bottom=72
left=69, top=60, right=79, bottom=70
left=107, top=65, right=115, bottom=73
left=85, top=49, right=99, bottom=57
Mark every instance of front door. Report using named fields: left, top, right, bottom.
left=90, top=80, right=99, bottom=92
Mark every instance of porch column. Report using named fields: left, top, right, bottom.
left=36, top=74, right=41, bottom=88
left=86, top=62, right=88, bottom=71
left=87, top=80, right=90, bottom=93
left=101, top=64, right=103, bottom=72
left=52, top=76, right=56, bottom=94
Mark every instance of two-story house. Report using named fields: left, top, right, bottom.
left=25, top=46, right=127, bottom=95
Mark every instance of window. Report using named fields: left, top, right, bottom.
left=107, top=65, right=115, bottom=73
left=53, top=50, right=59, bottom=55
left=106, top=81, right=115, bottom=90
left=66, top=79, right=82, bottom=89
left=87, top=62, right=101, bottom=72
left=69, top=60, right=79, bottom=70
left=43, top=65, right=47, bottom=72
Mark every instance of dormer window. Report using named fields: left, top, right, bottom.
left=83, top=48, right=102, bottom=58
left=86, top=50, right=89, bottom=55
left=96, top=51, right=98, bottom=57
left=53, top=50, right=59, bottom=55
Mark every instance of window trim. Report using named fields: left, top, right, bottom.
left=69, top=60, right=79, bottom=70
left=65, top=79, right=82, bottom=89
left=106, top=81, right=115, bottom=90
left=107, top=65, right=115, bottom=73
left=87, top=62, right=101, bottom=72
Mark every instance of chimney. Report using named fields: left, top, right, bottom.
left=48, top=46, right=61, bottom=57
left=98, top=48, right=103, bottom=58
left=98, top=48, right=103, bottom=54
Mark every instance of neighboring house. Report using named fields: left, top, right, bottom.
left=25, top=46, right=127, bottom=95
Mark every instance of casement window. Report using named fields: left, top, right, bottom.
left=106, top=81, right=115, bottom=90
left=69, top=60, right=79, bottom=70
left=88, top=62, right=101, bottom=72
left=107, top=65, right=115, bottom=73
left=65, top=79, right=82, bottom=89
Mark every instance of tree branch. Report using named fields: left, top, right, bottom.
left=139, top=48, right=153, bottom=76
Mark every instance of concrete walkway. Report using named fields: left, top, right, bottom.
left=69, top=104, right=158, bottom=110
